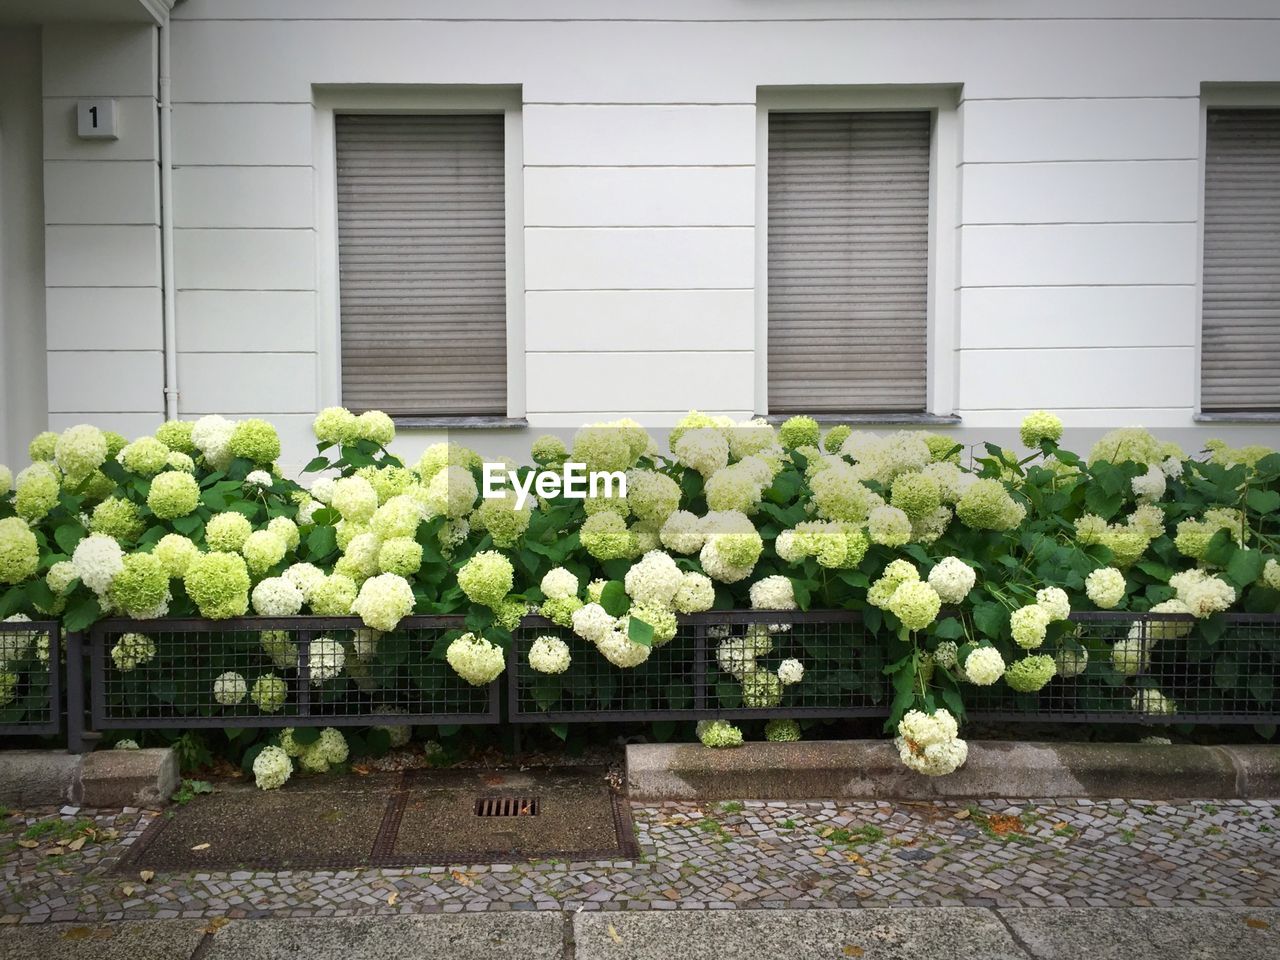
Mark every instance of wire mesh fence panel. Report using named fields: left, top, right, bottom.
left=0, top=620, right=60, bottom=735
left=1143, top=613, right=1280, bottom=722
left=702, top=611, right=890, bottom=719
left=88, top=616, right=496, bottom=730
left=964, top=614, right=1140, bottom=722
left=510, top=616, right=700, bottom=722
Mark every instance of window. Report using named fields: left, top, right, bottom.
left=335, top=114, right=507, bottom=416
left=1202, top=108, right=1280, bottom=412
left=766, top=110, right=932, bottom=414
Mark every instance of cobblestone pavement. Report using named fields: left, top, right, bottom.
left=2, top=797, right=1278, bottom=923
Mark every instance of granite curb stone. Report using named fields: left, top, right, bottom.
left=626, top=740, right=1280, bottom=800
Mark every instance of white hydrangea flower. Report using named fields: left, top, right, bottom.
left=1035, top=586, right=1071, bottom=622
left=867, top=505, right=912, bottom=547
left=1160, top=456, right=1184, bottom=480
left=540, top=567, right=579, bottom=601
left=1085, top=567, right=1126, bottom=609
left=963, top=647, right=1005, bottom=686
left=308, top=637, right=346, bottom=684
left=623, top=550, right=683, bottom=607
left=749, top=575, right=796, bottom=611
left=1055, top=643, right=1089, bottom=678
left=673, top=571, right=715, bottom=614
left=672, top=428, right=729, bottom=477
left=213, top=671, right=247, bottom=706
left=251, top=577, right=304, bottom=616
left=110, top=633, right=155, bottom=672
left=927, top=557, right=976, bottom=604
left=446, top=632, right=505, bottom=685
left=1265, top=558, right=1280, bottom=591
left=571, top=603, right=616, bottom=644
left=1131, top=464, right=1167, bottom=502
left=310, top=477, right=337, bottom=504
left=191, top=415, right=236, bottom=470
left=245, top=470, right=273, bottom=488
left=253, top=745, right=292, bottom=790
left=596, top=629, right=651, bottom=668
left=659, top=510, right=705, bottom=554
left=260, top=631, right=299, bottom=670
left=284, top=562, right=327, bottom=600
left=72, top=533, right=125, bottom=596
left=350, top=573, right=415, bottom=633
left=777, top=658, right=805, bottom=685
left=331, top=475, right=378, bottom=523
left=528, top=636, right=572, bottom=675
left=896, top=735, right=968, bottom=777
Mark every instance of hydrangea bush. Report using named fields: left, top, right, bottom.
left=2, top=407, right=1279, bottom=781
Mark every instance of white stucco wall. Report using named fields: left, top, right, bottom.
left=27, top=0, right=1280, bottom=468
left=0, top=26, right=47, bottom=469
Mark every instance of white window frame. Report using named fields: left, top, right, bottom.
left=313, top=86, right=525, bottom=422
left=755, top=86, right=960, bottom=421
left=1195, top=84, right=1280, bottom=422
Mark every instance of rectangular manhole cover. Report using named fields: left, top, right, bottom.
left=116, top=767, right=635, bottom=874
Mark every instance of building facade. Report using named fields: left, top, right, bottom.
left=1, top=0, right=1279, bottom=469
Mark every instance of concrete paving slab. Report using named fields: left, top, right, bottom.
left=198, top=915, right=564, bottom=960
left=0, top=751, right=79, bottom=806
left=573, top=907, right=1029, bottom=960
left=1001, top=907, right=1280, bottom=960
left=0, top=920, right=206, bottom=960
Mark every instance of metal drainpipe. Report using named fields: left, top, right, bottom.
left=158, top=17, right=178, bottom=421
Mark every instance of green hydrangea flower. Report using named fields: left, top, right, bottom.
left=109, top=553, right=170, bottom=616
left=697, top=719, right=744, bottom=748
left=147, top=471, right=200, bottom=520
left=823, top=424, right=852, bottom=454
left=90, top=497, right=146, bottom=544
left=251, top=675, right=288, bottom=713
left=156, top=420, right=196, bottom=454
left=778, top=416, right=820, bottom=450
left=309, top=574, right=358, bottom=615
left=890, top=473, right=942, bottom=520
left=0, top=517, right=40, bottom=585
left=154, top=534, right=199, bottom=578
left=457, top=551, right=514, bottom=607
left=765, top=718, right=802, bottom=742
left=378, top=537, right=423, bottom=576
left=183, top=551, right=251, bottom=619
left=530, top=434, right=568, bottom=465
left=355, top=410, right=395, bottom=446
left=205, top=511, right=253, bottom=552
left=119, top=437, right=170, bottom=477
left=28, top=431, right=59, bottom=461
left=1004, top=654, right=1057, bottom=692
left=229, top=418, right=281, bottom=464
left=14, top=463, right=60, bottom=522
left=1020, top=410, right=1064, bottom=447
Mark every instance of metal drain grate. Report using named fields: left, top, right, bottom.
left=474, top=796, right=540, bottom=818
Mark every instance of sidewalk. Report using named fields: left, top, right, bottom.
left=3, top=794, right=1278, bottom=957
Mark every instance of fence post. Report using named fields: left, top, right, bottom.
left=693, top=620, right=707, bottom=714
left=65, top=631, right=89, bottom=754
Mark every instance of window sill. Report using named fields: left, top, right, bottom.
left=390, top=416, right=529, bottom=430
left=759, top=413, right=962, bottom=426
left=1193, top=412, right=1280, bottom=424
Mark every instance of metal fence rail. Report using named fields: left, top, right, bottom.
left=80, top=616, right=499, bottom=742
left=0, top=620, right=60, bottom=737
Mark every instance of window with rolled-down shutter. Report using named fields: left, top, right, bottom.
left=1202, top=108, right=1280, bottom=412
left=336, top=113, right=506, bottom=417
left=767, top=110, right=932, bottom=414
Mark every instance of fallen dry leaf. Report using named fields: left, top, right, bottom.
left=450, top=870, right=473, bottom=887
left=62, top=927, right=113, bottom=942
left=1245, top=918, right=1271, bottom=930
left=819, top=827, right=835, bottom=838
left=139, top=870, right=155, bottom=883
left=607, top=923, right=623, bottom=944
left=120, top=884, right=135, bottom=896
left=203, top=917, right=231, bottom=935
left=856, top=867, right=872, bottom=877
left=953, top=809, right=970, bottom=820
left=16, top=840, right=38, bottom=850
left=815, top=846, right=828, bottom=857
left=387, top=891, right=399, bottom=906
left=843, top=947, right=864, bottom=958
left=191, top=842, right=211, bottom=851
left=844, top=852, right=863, bottom=863
left=351, top=764, right=372, bottom=776
left=66, top=837, right=87, bottom=852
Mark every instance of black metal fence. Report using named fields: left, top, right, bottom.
left=0, top=619, right=60, bottom=737
left=72, top=617, right=498, bottom=748
left=24, top=609, right=1280, bottom=751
